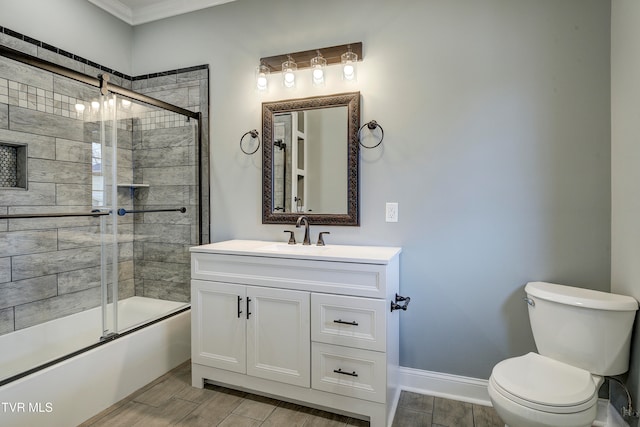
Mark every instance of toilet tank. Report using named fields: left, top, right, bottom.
left=525, top=282, right=638, bottom=376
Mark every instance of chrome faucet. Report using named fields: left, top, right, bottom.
left=296, top=215, right=311, bottom=245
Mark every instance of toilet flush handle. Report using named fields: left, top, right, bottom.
left=524, top=297, right=535, bottom=307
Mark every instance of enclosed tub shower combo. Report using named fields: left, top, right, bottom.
left=0, top=37, right=208, bottom=427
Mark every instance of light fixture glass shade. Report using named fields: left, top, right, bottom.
left=282, top=57, right=297, bottom=88
left=310, top=52, right=326, bottom=87
left=341, top=50, right=358, bottom=81
left=255, top=63, right=270, bottom=92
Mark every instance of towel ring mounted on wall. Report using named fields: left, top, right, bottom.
left=358, top=120, right=384, bottom=149
left=240, top=129, right=261, bottom=155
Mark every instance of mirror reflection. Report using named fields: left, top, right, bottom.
left=272, top=107, right=347, bottom=214
left=262, top=92, right=360, bottom=226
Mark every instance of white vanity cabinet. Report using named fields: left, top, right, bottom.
left=190, top=240, right=402, bottom=427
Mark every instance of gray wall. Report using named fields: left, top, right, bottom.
left=2, top=0, right=613, bottom=380
left=131, top=0, right=612, bottom=379
left=611, top=0, right=640, bottom=421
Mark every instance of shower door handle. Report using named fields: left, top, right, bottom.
left=237, top=296, right=243, bottom=318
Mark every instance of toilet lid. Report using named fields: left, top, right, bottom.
left=491, top=353, right=597, bottom=410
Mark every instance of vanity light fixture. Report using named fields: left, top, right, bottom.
left=341, top=45, right=358, bottom=81
left=310, top=51, right=326, bottom=87
left=255, top=62, right=270, bottom=92
left=282, top=55, right=297, bottom=88
left=257, top=42, right=362, bottom=91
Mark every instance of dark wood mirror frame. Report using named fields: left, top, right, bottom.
left=262, top=92, right=360, bottom=226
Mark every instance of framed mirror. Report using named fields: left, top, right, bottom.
left=262, top=92, right=360, bottom=226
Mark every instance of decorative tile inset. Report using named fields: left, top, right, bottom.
left=0, top=144, right=17, bottom=186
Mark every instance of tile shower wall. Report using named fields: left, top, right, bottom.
left=129, top=66, right=209, bottom=303
left=0, top=27, right=209, bottom=335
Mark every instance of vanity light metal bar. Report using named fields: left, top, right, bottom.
left=116, top=207, right=186, bottom=216
left=0, top=211, right=110, bottom=219
left=260, top=42, right=363, bottom=72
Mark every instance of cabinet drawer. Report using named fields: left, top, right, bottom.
left=311, top=342, right=386, bottom=403
left=311, top=293, right=386, bottom=352
left=191, top=252, right=388, bottom=298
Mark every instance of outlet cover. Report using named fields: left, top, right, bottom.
left=386, top=202, right=398, bottom=222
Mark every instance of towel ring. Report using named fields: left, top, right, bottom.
left=240, top=129, right=260, bottom=155
left=358, top=120, right=384, bottom=149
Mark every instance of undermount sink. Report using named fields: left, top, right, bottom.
left=256, top=243, right=329, bottom=254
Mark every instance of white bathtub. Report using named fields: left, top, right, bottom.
left=0, top=296, right=191, bottom=427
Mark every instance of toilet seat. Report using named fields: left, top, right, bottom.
left=490, top=352, right=598, bottom=414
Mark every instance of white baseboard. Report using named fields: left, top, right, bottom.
left=397, top=366, right=491, bottom=406
left=397, top=366, right=629, bottom=427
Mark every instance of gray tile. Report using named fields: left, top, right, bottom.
left=28, top=158, right=90, bottom=184
left=0, top=58, right=53, bottom=91
left=392, top=407, right=432, bottom=427
left=432, top=397, right=473, bottom=427
left=12, top=246, right=101, bottom=281
left=141, top=166, right=196, bottom=186
left=57, top=226, right=101, bottom=249
left=56, top=183, right=92, bottom=205
left=0, top=103, right=7, bottom=129
left=0, top=129, right=56, bottom=160
left=0, top=274, right=57, bottom=309
left=0, top=34, right=38, bottom=56
left=0, top=229, right=57, bottom=256
left=0, top=306, right=15, bottom=335
left=141, top=243, right=191, bottom=264
left=472, top=404, right=504, bottom=427
left=9, top=106, right=85, bottom=141
left=133, top=223, right=192, bottom=244
left=58, top=266, right=101, bottom=294
left=0, top=182, right=55, bottom=206
left=55, top=138, right=92, bottom=163
left=140, top=126, right=195, bottom=149
left=0, top=257, right=10, bottom=283
left=14, top=287, right=101, bottom=330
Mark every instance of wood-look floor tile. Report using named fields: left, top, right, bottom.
left=133, top=374, right=188, bottom=407
left=397, top=390, right=435, bottom=413
left=303, top=408, right=352, bottom=427
left=88, top=401, right=156, bottom=427
left=472, top=404, right=504, bottom=427
left=218, top=413, right=262, bottom=426
left=231, top=394, right=278, bottom=421
left=261, top=402, right=311, bottom=427
left=130, top=397, right=198, bottom=427
left=432, top=397, right=473, bottom=427
left=187, top=387, right=245, bottom=424
left=392, top=407, right=432, bottom=427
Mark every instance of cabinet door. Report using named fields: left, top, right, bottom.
left=191, top=280, right=246, bottom=373
left=246, top=286, right=310, bottom=387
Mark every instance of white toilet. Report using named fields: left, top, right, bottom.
left=488, top=281, right=638, bottom=427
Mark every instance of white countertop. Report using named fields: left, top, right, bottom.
left=190, top=239, right=401, bottom=264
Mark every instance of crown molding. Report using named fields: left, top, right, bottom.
left=88, top=0, right=236, bottom=25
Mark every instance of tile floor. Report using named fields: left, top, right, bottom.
left=80, top=361, right=505, bottom=427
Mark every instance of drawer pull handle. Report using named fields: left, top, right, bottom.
left=246, top=297, right=251, bottom=319
left=333, top=368, right=358, bottom=377
left=333, top=319, right=358, bottom=326
left=237, top=296, right=243, bottom=318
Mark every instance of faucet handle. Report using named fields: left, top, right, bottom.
left=284, top=230, right=296, bottom=245
left=317, top=231, right=330, bottom=246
